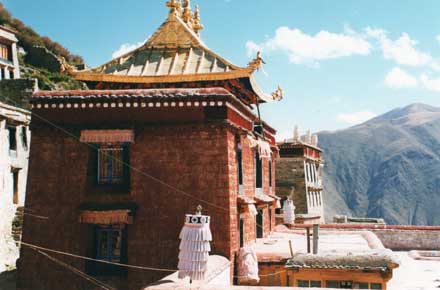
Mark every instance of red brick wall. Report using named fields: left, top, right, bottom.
left=19, top=123, right=234, bottom=290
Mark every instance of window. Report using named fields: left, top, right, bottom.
left=11, top=168, right=19, bottom=204
left=8, top=126, right=17, bottom=151
left=370, top=283, right=382, bottom=289
left=239, top=216, right=244, bottom=247
left=255, top=151, right=262, bottom=190
left=269, top=159, right=272, bottom=190
left=358, top=282, right=369, bottom=289
left=0, top=44, right=9, bottom=60
left=327, top=281, right=353, bottom=289
left=268, top=206, right=272, bottom=232
left=297, top=280, right=321, bottom=288
left=87, top=224, right=127, bottom=276
left=21, top=127, right=28, bottom=150
left=96, top=225, right=123, bottom=262
left=310, top=281, right=322, bottom=288
left=256, top=209, right=263, bottom=239
left=97, top=145, right=129, bottom=185
left=237, top=143, right=243, bottom=195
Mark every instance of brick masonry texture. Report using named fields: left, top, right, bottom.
left=19, top=105, right=276, bottom=290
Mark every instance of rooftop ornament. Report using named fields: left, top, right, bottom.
left=178, top=205, right=212, bottom=282
left=193, top=5, right=204, bottom=35
left=247, top=51, right=266, bottom=73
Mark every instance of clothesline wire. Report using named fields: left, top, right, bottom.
left=3, top=95, right=230, bottom=213
left=20, top=241, right=178, bottom=272
left=22, top=240, right=287, bottom=279
left=32, top=248, right=117, bottom=290
left=4, top=96, right=278, bottom=225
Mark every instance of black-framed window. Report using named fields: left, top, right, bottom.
left=239, top=216, right=244, bottom=247
left=297, top=280, right=322, bottom=288
left=255, top=151, right=262, bottom=190
left=327, top=281, right=353, bottom=289
left=8, top=126, right=17, bottom=151
left=97, top=145, right=129, bottom=185
left=269, top=159, right=272, bottom=189
left=20, top=126, right=28, bottom=150
left=11, top=168, right=19, bottom=204
left=96, top=225, right=123, bottom=262
left=237, top=143, right=243, bottom=194
left=87, top=224, right=128, bottom=276
left=256, top=209, right=263, bottom=239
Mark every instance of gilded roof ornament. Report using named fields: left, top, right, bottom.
left=166, top=0, right=181, bottom=15
left=193, top=5, right=204, bottom=35
left=247, top=51, right=265, bottom=72
left=182, top=0, right=194, bottom=24
left=271, top=85, right=283, bottom=101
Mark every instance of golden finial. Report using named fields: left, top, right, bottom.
left=166, top=0, right=180, bottom=15
left=271, top=85, right=283, bottom=101
left=247, top=51, right=266, bottom=72
left=193, top=5, right=204, bottom=35
left=182, top=0, right=193, bottom=23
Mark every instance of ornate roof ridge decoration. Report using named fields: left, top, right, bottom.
left=72, top=1, right=283, bottom=103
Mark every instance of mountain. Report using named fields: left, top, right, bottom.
left=319, top=103, right=440, bottom=225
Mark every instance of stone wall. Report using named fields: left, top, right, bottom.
left=372, top=229, right=440, bottom=250
left=0, top=79, right=37, bottom=109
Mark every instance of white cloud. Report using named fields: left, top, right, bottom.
left=420, top=74, right=440, bottom=92
left=337, top=111, right=377, bottom=125
left=384, top=67, right=418, bottom=88
left=112, top=41, right=145, bottom=59
left=366, top=28, right=432, bottom=66
left=248, top=27, right=371, bottom=65
left=246, top=41, right=262, bottom=57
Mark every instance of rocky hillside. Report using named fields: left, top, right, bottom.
left=319, top=103, right=440, bottom=225
left=0, top=4, right=86, bottom=108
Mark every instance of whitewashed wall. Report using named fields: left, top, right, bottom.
left=0, top=104, right=30, bottom=272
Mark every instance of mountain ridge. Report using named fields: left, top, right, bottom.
left=318, top=102, right=440, bottom=225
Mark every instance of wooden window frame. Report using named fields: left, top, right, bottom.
left=97, top=144, right=130, bottom=186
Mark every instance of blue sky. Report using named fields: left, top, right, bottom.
left=4, top=0, right=440, bottom=139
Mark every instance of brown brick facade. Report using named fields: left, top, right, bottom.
left=19, top=92, right=277, bottom=290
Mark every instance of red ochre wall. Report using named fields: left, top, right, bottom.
left=19, top=121, right=277, bottom=290
left=19, top=123, right=234, bottom=290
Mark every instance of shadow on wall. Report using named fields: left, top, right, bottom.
left=0, top=269, right=16, bottom=290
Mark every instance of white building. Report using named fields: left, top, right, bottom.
left=0, top=101, right=30, bottom=272
left=0, top=25, right=20, bottom=80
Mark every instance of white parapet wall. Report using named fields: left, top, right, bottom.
left=0, top=101, right=30, bottom=272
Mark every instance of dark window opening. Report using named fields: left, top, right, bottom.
left=239, top=216, right=244, bottom=247
left=253, top=122, right=263, bottom=135
left=310, top=281, right=322, bottom=288
left=297, top=280, right=322, bottom=288
left=326, top=281, right=353, bottom=289
left=269, top=206, right=272, bottom=232
left=97, top=145, right=129, bottom=185
left=8, top=126, right=17, bottom=151
left=21, top=127, right=27, bottom=150
left=256, top=209, right=263, bottom=239
left=87, top=224, right=127, bottom=276
left=255, top=152, right=262, bottom=189
left=269, top=159, right=272, bottom=188
left=12, top=169, right=19, bottom=204
left=237, top=143, right=243, bottom=194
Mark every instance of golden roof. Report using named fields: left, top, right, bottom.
left=72, top=1, right=282, bottom=103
